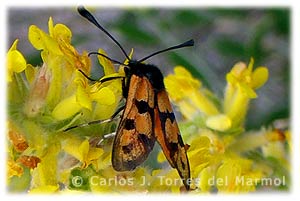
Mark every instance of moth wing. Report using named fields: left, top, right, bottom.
left=154, top=90, right=190, bottom=189
left=112, top=75, right=156, bottom=171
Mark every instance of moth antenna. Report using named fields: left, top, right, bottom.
left=138, top=39, right=194, bottom=63
left=78, top=69, right=98, bottom=82
left=78, top=6, right=130, bottom=60
left=88, top=51, right=127, bottom=66
left=78, top=68, right=125, bottom=83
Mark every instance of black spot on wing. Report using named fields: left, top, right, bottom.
left=124, top=119, right=135, bottom=130
left=135, top=100, right=150, bottom=114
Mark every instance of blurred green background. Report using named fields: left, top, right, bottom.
left=8, top=7, right=290, bottom=130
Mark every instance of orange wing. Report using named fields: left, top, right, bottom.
left=154, top=90, right=190, bottom=190
left=112, top=75, right=156, bottom=171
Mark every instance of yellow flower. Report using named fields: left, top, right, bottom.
left=178, top=124, right=273, bottom=193
left=52, top=49, right=123, bottom=121
left=216, top=158, right=263, bottom=193
left=224, top=58, right=268, bottom=128
left=164, top=66, right=219, bottom=120
left=30, top=138, right=60, bottom=192
left=227, top=128, right=286, bottom=154
left=205, top=114, right=232, bottom=132
left=26, top=17, right=122, bottom=121
left=165, top=66, right=233, bottom=132
left=158, top=60, right=275, bottom=193
left=51, top=70, right=116, bottom=120
left=198, top=166, right=215, bottom=192
left=62, top=135, right=104, bottom=168
left=90, top=49, right=125, bottom=120
left=187, top=135, right=214, bottom=176
left=7, top=39, right=27, bottom=82
left=28, top=17, right=91, bottom=110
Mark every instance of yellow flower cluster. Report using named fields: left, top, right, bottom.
left=165, top=61, right=268, bottom=133
left=163, top=64, right=289, bottom=193
left=7, top=16, right=289, bottom=194
left=7, top=17, right=123, bottom=193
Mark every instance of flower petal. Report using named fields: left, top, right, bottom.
left=48, top=17, right=54, bottom=37
left=97, top=49, right=115, bottom=75
left=206, top=114, right=232, bottom=131
left=90, top=87, right=115, bottom=105
left=174, top=66, right=193, bottom=77
left=240, top=83, right=257, bottom=98
left=251, top=67, right=268, bottom=89
left=53, top=23, right=72, bottom=44
left=52, top=94, right=82, bottom=120
left=62, top=136, right=86, bottom=161
left=79, top=139, right=89, bottom=163
left=8, top=50, right=27, bottom=73
left=8, top=39, right=19, bottom=51
left=76, top=85, right=92, bottom=110
left=216, top=160, right=241, bottom=192
left=7, top=40, right=27, bottom=82
left=28, top=25, right=62, bottom=55
left=28, top=25, right=47, bottom=50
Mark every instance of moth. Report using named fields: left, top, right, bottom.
left=75, top=7, right=193, bottom=190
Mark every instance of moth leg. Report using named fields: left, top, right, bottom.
left=63, top=105, right=125, bottom=132
left=96, top=132, right=116, bottom=146
left=63, top=118, right=113, bottom=132
left=111, top=105, right=125, bottom=119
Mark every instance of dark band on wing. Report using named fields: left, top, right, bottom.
left=138, top=133, right=155, bottom=152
